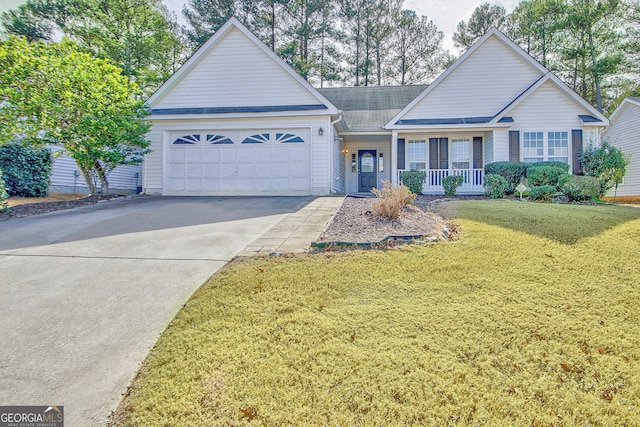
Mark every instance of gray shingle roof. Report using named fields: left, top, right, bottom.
left=318, top=85, right=427, bottom=130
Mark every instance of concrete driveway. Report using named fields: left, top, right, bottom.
left=0, top=196, right=313, bottom=426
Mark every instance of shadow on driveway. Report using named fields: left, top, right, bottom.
left=0, top=196, right=313, bottom=251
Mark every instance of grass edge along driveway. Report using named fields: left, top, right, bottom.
left=110, top=200, right=640, bottom=426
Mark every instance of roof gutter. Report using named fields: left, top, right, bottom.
left=331, top=110, right=344, bottom=133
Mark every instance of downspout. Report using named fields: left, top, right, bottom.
left=330, top=111, right=343, bottom=194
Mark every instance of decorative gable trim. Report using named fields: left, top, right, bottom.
left=147, top=17, right=338, bottom=115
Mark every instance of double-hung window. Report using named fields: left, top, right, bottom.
left=523, top=132, right=544, bottom=163
left=451, top=138, right=470, bottom=170
left=408, top=140, right=426, bottom=170
left=523, top=131, right=569, bottom=164
left=547, top=132, right=569, bottom=163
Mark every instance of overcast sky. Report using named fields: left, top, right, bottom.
left=2, top=0, right=521, bottom=51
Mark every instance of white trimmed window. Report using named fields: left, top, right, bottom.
left=408, top=140, right=426, bottom=170
left=523, top=132, right=544, bottom=162
left=451, top=138, right=470, bottom=170
left=547, top=132, right=569, bottom=163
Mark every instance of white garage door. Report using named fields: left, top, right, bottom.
left=167, top=130, right=311, bottom=195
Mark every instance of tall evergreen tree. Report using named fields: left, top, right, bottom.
left=390, top=9, right=451, bottom=85
left=453, top=3, right=508, bottom=50
left=509, top=0, right=566, bottom=69
left=561, top=0, right=623, bottom=112
left=182, top=0, right=235, bottom=46
left=237, top=0, right=284, bottom=51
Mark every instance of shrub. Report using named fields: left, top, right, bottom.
left=371, top=180, right=416, bottom=219
left=582, top=141, right=630, bottom=198
left=400, top=169, right=426, bottom=194
left=557, top=173, right=572, bottom=188
left=484, top=162, right=527, bottom=193
left=442, top=174, right=464, bottom=196
left=0, top=168, right=9, bottom=213
left=561, top=175, right=601, bottom=202
left=0, top=142, right=52, bottom=197
left=527, top=161, right=570, bottom=173
left=526, top=166, right=567, bottom=187
left=483, top=174, right=509, bottom=198
left=529, top=185, right=557, bottom=202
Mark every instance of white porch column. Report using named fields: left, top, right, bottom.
left=391, top=130, right=398, bottom=186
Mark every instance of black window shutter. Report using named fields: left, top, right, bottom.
left=397, top=138, right=405, bottom=170
left=509, top=131, right=520, bottom=162
left=572, top=129, right=583, bottom=174
left=439, top=138, right=449, bottom=169
left=473, top=136, right=483, bottom=169
left=429, top=138, right=439, bottom=170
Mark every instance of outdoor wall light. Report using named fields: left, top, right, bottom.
left=318, top=127, right=324, bottom=136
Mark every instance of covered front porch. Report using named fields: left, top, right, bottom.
left=392, top=131, right=493, bottom=195
left=397, top=167, right=485, bottom=194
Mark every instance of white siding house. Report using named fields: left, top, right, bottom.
left=142, top=22, right=606, bottom=196
left=143, top=18, right=338, bottom=196
left=386, top=28, right=608, bottom=194
left=602, top=97, right=640, bottom=197
left=49, top=147, right=141, bottom=194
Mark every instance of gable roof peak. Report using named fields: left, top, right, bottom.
left=147, top=16, right=337, bottom=114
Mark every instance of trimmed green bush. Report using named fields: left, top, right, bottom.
left=400, top=169, right=426, bottom=195
left=484, top=162, right=527, bottom=193
left=0, top=142, right=52, bottom=197
left=529, top=185, right=557, bottom=202
left=557, top=173, right=572, bottom=188
left=442, top=175, right=464, bottom=196
left=0, top=168, right=9, bottom=213
left=527, top=161, right=570, bottom=173
left=483, top=174, right=509, bottom=198
left=561, top=175, right=601, bottom=202
left=526, top=166, right=567, bottom=187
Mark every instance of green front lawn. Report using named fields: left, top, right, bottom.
left=110, top=200, right=640, bottom=426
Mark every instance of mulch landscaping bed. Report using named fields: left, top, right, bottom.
left=1, top=194, right=120, bottom=220
left=315, top=194, right=488, bottom=248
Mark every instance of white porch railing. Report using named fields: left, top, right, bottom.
left=397, top=169, right=485, bottom=194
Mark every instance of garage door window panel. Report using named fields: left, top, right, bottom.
left=207, top=134, right=234, bottom=144
left=173, top=134, right=200, bottom=145
left=242, top=134, right=269, bottom=144
left=276, top=133, right=305, bottom=143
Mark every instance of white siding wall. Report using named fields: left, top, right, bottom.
left=493, top=130, right=510, bottom=162
left=403, top=37, right=542, bottom=120
left=145, top=115, right=332, bottom=196
left=153, top=28, right=318, bottom=110
left=509, top=81, right=587, bottom=130
left=49, top=147, right=141, bottom=194
left=603, top=102, right=640, bottom=196
left=143, top=128, right=164, bottom=194
left=483, top=131, right=494, bottom=164
left=331, top=127, right=345, bottom=193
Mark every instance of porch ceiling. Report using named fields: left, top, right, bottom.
left=341, top=134, right=392, bottom=144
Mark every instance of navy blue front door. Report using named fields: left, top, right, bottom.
left=358, top=150, right=377, bottom=192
